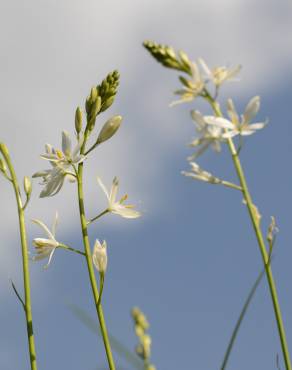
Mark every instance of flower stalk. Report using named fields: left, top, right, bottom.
left=76, top=152, right=116, bottom=370
left=0, top=143, right=38, bottom=370
left=205, top=93, right=292, bottom=370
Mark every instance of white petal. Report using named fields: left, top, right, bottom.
left=198, top=58, right=212, bottom=77
left=247, top=122, right=266, bottom=130
left=62, top=131, right=72, bottom=157
left=72, top=134, right=84, bottom=159
left=32, top=220, right=55, bottom=240
left=191, top=110, right=206, bottom=128
left=97, top=177, right=110, bottom=200
left=52, top=212, right=58, bottom=238
left=109, top=177, right=119, bottom=204
left=204, top=116, right=234, bottom=129
left=112, top=205, right=141, bottom=219
left=243, top=96, right=260, bottom=123
left=227, top=98, right=239, bottom=124
left=44, top=248, right=57, bottom=269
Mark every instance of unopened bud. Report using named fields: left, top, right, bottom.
left=90, top=87, right=98, bottom=102
left=0, top=158, right=7, bottom=173
left=75, top=107, right=82, bottom=134
left=178, top=50, right=191, bottom=68
left=92, top=239, right=107, bottom=273
left=101, top=96, right=115, bottom=112
left=97, top=115, right=122, bottom=144
left=23, top=176, right=32, bottom=198
left=92, top=96, right=102, bottom=117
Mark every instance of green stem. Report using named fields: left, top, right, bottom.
left=58, top=243, right=86, bottom=256
left=87, top=209, right=109, bottom=225
left=205, top=96, right=291, bottom=370
left=0, top=143, right=38, bottom=370
left=76, top=132, right=116, bottom=369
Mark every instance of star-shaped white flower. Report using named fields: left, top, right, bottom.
left=188, top=110, right=225, bottom=159
left=92, top=239, right=108, bottom=273
left=33, top=132, right=86, bottom=197
left=31, top=212, right=59, bottom=268
left=204, top=96, right=267, bottom=138
left=170, top=62, right=205, bottom=106
left=97, top=177, right=141, bottom=219
left=198, top=58, right=241, bottom=87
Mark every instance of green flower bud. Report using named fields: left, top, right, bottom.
left=92, top=96, right=102, bottom=117
left=23, top=176, right=32, bottom=198
left=97, top=115, right=122, bottom=144
left=90, top=87, right=98, bottom=102
left=0, top=158, right=7, bottom=173
left=101, top=96, right=115, bottom=112
left=75, top=107, right=82, bottom=134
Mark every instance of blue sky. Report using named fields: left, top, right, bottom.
left=0, top=0, right=292, bottom=369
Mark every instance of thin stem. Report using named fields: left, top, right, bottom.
left=96, top=272, right=105, bottom=308
left=0, top=143, right=38, bottom=370
left=76, top=129, right=116, bottom=370
left=205, top=96, right=291, bottom=370
left=87, top=209, right=109, bottom=225
left=57, top=243, right=86, bottom=256
left=221, top=180, right=242, bottom=191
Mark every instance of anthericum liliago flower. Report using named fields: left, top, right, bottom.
left=198, top=58, right=241, bottom=88
left=31, top=212, right=59, bottom=268
left=204, top=96, right=267, bottom=138
left=170, top=62, right=205, bottom=106
left=33, top=131, right=86, bottom=197
left=188, top=110, right=225, bottom=160
left=97, top=176, right=141, bottom=219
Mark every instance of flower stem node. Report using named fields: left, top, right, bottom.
left=92, top=239, right=107, bottom=273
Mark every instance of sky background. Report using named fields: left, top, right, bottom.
left=0, top=0, right=292, bottom=369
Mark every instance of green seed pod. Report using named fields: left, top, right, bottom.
left=75, top=107, right=82, bottom=134
left=97, top=115, right=122, bottom=144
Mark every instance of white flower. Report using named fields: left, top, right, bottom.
left=97, top=176, right=141, bottom=219
left=204, top=96, right=266, bottom=138
left=33, top=132, right=85, bottom=197
left=170, top=62, right=204, bottom=106
left=31, top=212, right=59, bottom=268
left=181, top=162, right=221, bottom=184
left=92, top=239, right=108, bottom=273
left=198, top=58, right=241, bottom=87
left=188, top=110, right=225, bottom=159
left=40, top=131, right=85, bottom=165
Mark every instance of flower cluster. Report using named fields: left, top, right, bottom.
left=132, top=307, right=156, bottom=370
left=33, top=132, right=85, bottom=197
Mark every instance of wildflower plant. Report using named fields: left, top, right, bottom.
left=0, top=70, right=141, bottom=370
left=144, top=40, right=291, bottom=370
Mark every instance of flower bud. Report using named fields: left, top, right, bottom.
left=75, top=107, right=82, bottom=134
left=92, top=96, right=102, bottom=117
left=23, top=176, right=32, bottom=198
left=92, top=239, right=107, bottom=273
left=97, top=115, right=122, bottom=144
left=0, top=158, right=7, bottom=173
left=90, top=86, right=98, bottom=102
